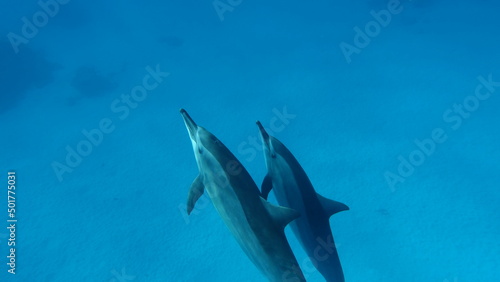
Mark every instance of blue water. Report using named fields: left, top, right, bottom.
left=1, top=0, right=499, bottom=281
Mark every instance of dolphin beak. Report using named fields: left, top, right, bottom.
left=256, top=121, right=270, bottom=143
left=180, top=109, right=198, bottom=138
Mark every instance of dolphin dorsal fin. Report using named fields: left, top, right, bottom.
left=316, top=193, right=349, bottom=217
left=260, top=197, right=300, bottom=228
left=186, top=175, right=205, bottom=215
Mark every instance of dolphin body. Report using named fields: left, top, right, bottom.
left=256, top=121, right=349, bottom=282
left=180, top=109, right=306, bottom=282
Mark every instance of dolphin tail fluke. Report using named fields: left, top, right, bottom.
left=317, top=193, right=349, bottom=217
left=260, top=174, right=273, bottom=200
left=260, top=197, right=300, bottom=229
left=186, top=175, right=205, bottom=215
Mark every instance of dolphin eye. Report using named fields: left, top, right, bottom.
left=213, top=137, right=222, bottom=146
left=198, top=146, right=203, bottom=154
left=271, top=153, right=276, bottom=158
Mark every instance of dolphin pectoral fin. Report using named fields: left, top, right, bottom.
left=186, top=175, right=205, bottom=215
left=317, top=193, right=349, bottom=217
left=260, top=174, right=273, bottom=200
left=260, top=197, right=300, bottom=228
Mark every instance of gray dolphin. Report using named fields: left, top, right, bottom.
left=256, top=121, right=349, bottom=282
left=180, top=109, right=306, bottom=282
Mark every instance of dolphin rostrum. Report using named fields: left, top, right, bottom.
left=180, top=109, right=306, bottom=282
left=256, top=121, right=349, bottom=282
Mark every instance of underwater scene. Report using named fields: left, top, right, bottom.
left=0, top=0, right=499, bottom=281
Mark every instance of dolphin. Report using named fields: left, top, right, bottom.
left=180, top=109, right=306, bottom=282
left=256, top=121, right=349, bottom=282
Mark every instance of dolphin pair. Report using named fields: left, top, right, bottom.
left=180, top=109, right=305, bottom=282
left=256, top=121, right=349, bottom=282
